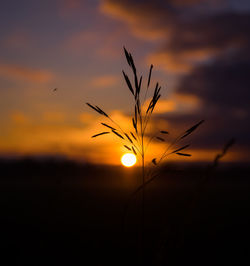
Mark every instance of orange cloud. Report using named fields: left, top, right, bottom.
left=0, top=63, right=53, bottom=83
left=100, top=0, right=169, bottom=41
left=89, top=75, right=119, bottom=89
left=42, top=112, right=66, bottom=123
left=147, top=49, right=219, bottom=73
left=148, top=53, right=189, bottom=73
left=79, top=112, right=96, bottom=124
left=10, top=111, right=30, bottom=124
left=143, top=93, right=201, bottom=115
left=143, top=99, right=176, bottom=114
left=1, top=106, right=248, bottom=165
left=0, top=109, right=133, bottom=164
left=180, top=47, right=219, bottom=61
left=100, top=0, right=235, bottom=73
left=100, top=0, right=141, bottom=24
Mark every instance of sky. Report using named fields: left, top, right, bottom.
left=0, top=0, right=249, bottom=165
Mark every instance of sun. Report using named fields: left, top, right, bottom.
left=121, top=153, right=137, bottom=167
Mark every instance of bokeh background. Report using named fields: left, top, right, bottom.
left=1, top=0, right=249, bottom=165
left=1, top=2, right=250, bottom=265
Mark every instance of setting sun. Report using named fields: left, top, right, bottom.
left=121, top=153, right=137, bottom=167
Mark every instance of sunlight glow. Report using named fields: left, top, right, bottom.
left=121, top=153, right=137, bottom=167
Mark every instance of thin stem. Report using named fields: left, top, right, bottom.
left=141, top=149, right=145, bottom=265
left=157, top=132, right=184, bottom=164
left=142, top=111, right=152, bottom=136
left=139, top=96, right=145, bottom=265
left=144, top=132, right=159, bottom=154
left=108, top=117, right=126, bottom=136
left=142, top=83, right=149, bottom=107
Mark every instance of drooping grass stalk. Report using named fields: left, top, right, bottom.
left=86, top=47, right=204, bottom=264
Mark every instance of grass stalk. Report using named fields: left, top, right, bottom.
left=86, top=47, right=204, bottom=264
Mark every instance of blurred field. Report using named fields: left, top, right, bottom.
left=0, top=158, right=249, bottom=265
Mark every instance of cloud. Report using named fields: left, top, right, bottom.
left=0, top=109, right=136, bottom=164
left=177, top=53, right=250, bottom=110
left=0, top=63, right=53, bottom=83
left=170, top=51, right=250, bottom=153
left=42, top=112, right=66, bottom=123
left=79, top=112, right=96, bottom=124
left=100, top=0, right=175, bottom=41
left=143, top=93, right=201, bottom=114
left=151, top=107, right=250, bottom=159
left=147, top=52, right=193, bottom=73
left=99, top=0, right=250, bottom=162
left=101, top=0, right=250, bottom=72
left=10, top=111, right=30, bottom=124
left=89, top=75, right=119, bottom=89
left=2, top=104, right=247, bottom=164
left=155, top=12, right=250, bottom=72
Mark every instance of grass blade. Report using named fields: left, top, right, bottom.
left=112, top=130, right=124, bottom=139
left=156, top=137, right=165, bottom=142
left=101, top=123, right=116, bottom=130
left=132, top=146, right=137, bottom=155
left=171, top=145, right=190, bottom=154
left=125, top=133, right=133, bottom=143
left=134, top=105, right=137, bottom=124
left=132, top=118, right=137, bottom=133
left=130, top=132, right=137, bottom=141
left=146, top=99, right=153, bottom=114
left=86, top=103, right=102, bottom=114
left=176, top=152, right=191, bottom=157
left=147, top=64, right=153, bottom=88
left=122, top=71, right=134, bottom=96
left=95, top=106, right=109, bottom=117
left=181, top=120, right=204, bottom=139
left=92, top=132, right=110, bottom=138
left=124, top=145, right=131, bottom=151
left=123, top=46, right=133, bottom=67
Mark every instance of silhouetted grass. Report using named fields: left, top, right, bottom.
left=86, top=47, right=204, bottom=264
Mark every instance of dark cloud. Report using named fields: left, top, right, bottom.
left=167, top=12, right=250, bottom=53
left=173, top=49, right=250, bottom=153
left=102, top=0, right=250, bottom=159
left=155, top=111, right=250, bottom=150
left=177, top=52, right=250, bottom=110
left=150, top=11, right=250, bottom=74
left=101, top=0, right=223, bottom=39
left=102, top=0, right=250, bottom=71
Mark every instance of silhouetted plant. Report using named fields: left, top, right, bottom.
left=86, top=47, right=204, bottom=263
left=212, top=138, right=235, bottom=169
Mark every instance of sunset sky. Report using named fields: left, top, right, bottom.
left=0, top=0, right=249, bottom=165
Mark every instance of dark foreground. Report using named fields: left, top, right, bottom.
left=0, top=158, right=250, bottom=265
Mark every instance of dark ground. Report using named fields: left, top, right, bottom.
left=0, top=158, right=249, bottom=265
